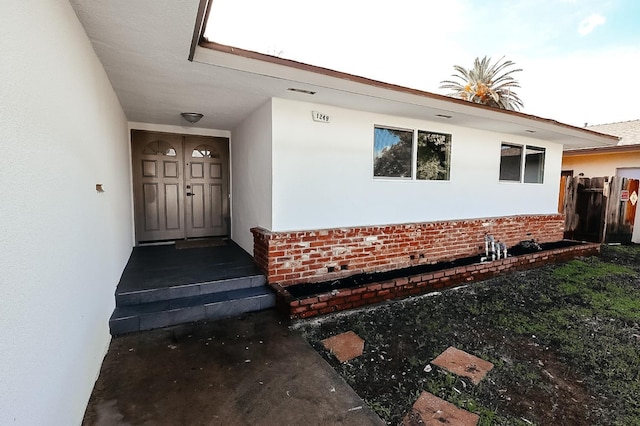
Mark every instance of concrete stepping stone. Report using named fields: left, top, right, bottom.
left=321, top=331, right=364, bottom=363
left=402, top=391, right=479, bottom=426
left=431, top=346, right=494, bottom=385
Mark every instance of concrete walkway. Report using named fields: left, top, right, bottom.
left=83, top=310, right=384, bottom=425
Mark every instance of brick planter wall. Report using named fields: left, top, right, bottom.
left=272, top=242, right=600, bottom=320
left=251, top=214, right=564, bottom=286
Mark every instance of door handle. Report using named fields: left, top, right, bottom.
left=186, top=192, right=193, bottom=196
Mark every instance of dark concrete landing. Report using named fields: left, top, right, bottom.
left=117, top=241, right=262, bottom=293
left=84, top=311, right=384, bottom=426
left=110, top=242, right=274, bottom=335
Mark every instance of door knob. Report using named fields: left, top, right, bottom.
left=186, top=192, right=193, bottom=196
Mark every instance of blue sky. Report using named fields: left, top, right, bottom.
left=374, top=127, right=405, bottom=157
left=206, top=0, right=640, bottom=127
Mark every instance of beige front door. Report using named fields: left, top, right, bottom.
left=184, top=136, right=229, bottom=238
left=131, top=130, right=229, bottom=243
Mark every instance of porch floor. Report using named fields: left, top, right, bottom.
left=110, top=240, right=273, bottom=335
left=117, top=240, right=263, bottom=294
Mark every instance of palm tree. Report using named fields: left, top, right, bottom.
left=440, top=56, right=524, bottom=111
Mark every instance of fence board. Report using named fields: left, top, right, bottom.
left=563, top=176, right=579, bottom=232
left=558, top=175, right=567, bottom=214
left=563, top=177, right=606, bottom=242
left=605, top=177, right=639, bottom=243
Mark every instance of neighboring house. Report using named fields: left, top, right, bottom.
left=561, top=120, right=640, bottom=245
left=589, top=119, right=640, bottom=145
left=0, top=1, right=617, bottom=425
left=562, top=120, right=640, bottom=178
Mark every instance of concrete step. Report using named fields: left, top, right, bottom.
left=115, top=274, right=267, bottom=306
left=109, top=285, right=275, bottom=335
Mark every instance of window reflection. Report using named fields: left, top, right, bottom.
left=142, top=140, right=177, bottom=156
left=373, top=127, right=413, bottom=178
left=192, top=145, right=220, bottom=158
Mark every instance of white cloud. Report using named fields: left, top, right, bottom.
left=206, top=1, right=640, bottom=125
left=578, top=13, right=606, bottom=36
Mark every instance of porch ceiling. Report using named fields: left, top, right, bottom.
left=69, top=0, right=617, bottom=148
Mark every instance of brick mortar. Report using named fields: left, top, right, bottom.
left=275, top=243, right=599, bottom=320
left=252, top=214, right=565, bottom=286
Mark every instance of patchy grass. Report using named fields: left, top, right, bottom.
left=296, top=244, right=640, bottom=425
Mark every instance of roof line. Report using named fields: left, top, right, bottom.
left=588, top=118, right=640, bottom=127
left=189, top=0, right=211, bottom=62
left=564, top=144, right=640, bottom=155
left=197, top=39, right=617, bottom=141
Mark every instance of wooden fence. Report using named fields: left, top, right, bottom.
left=561, top=176, right=639, bottom=243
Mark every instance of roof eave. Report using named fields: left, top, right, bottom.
left=197, top=40, right=619, bottom=147
left=564, top=144, right=640, bottom=156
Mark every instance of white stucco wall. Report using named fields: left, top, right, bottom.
left=231, top=100, right=274, bottom=253
left=129, top=122, right=231, bottom=139
left=271, top=98, right=563, bottom=231
left=0, top=1, right=132, bottom=424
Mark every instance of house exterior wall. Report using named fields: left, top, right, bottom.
left=129, top=122, right=231, bottom=138
left=231, top=100, right=274, bottom=253
left=562, top=151, right=640, bottom=178
left=271, top=98, right=564, bottom=231
left=1, top=1, right=132, bottom=424
left=247, top=98, right=568, bottom=285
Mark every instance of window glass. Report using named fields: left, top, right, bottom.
left=192, top=144, right=220, bottom=158
left=524, top=146, right=545, bottom=183
left=142, top=140, right=177, bottom=156
left=373, top=127, right=413, bottom=178
left=499, top=143, right=522, bottom=181
left=417, top=131, right=451, bottom=180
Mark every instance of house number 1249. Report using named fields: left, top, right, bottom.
left=312, top=111, right=331, bottom=123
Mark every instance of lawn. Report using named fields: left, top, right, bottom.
left=296, top=244, right=640, bottom=425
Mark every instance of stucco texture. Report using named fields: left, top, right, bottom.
left=0, top=1, right=132, bottom=424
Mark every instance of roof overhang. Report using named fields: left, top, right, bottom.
left=67, top=0, right=620, bottom=149
left=195, top=40, right=618, bottom=148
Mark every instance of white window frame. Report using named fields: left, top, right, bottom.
left=499, top=142, right=545, bottom=184
left=373, top=125, right=452, bottom=181
left=372, top=125, right=414, bottom=180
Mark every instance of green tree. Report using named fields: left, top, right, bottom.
left=417, top=131, right=450, bottom=180
left=374, top=130, right=413, bottom=178
left=440, top=56, right=524, bottom=111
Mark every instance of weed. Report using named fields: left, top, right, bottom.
left=297, top=245, right=640, bottom=425
left=364, top=399, right=392, bottom=419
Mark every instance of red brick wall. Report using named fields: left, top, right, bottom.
left=251, top=214, right=564, bottom=286
left=273, top=242, right=599, bottom=319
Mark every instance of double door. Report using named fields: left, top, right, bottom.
left=132, top=130, right=229, bottom=243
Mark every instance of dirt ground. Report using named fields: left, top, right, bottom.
left=296, top=245, right=640, bottom=425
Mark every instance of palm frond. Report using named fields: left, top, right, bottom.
left=439, top=55, right=524, bottom=111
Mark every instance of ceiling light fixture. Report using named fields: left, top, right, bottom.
left=181, top=112, right=204, bottom=123
left=287, top=88, right=316, bottom=95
